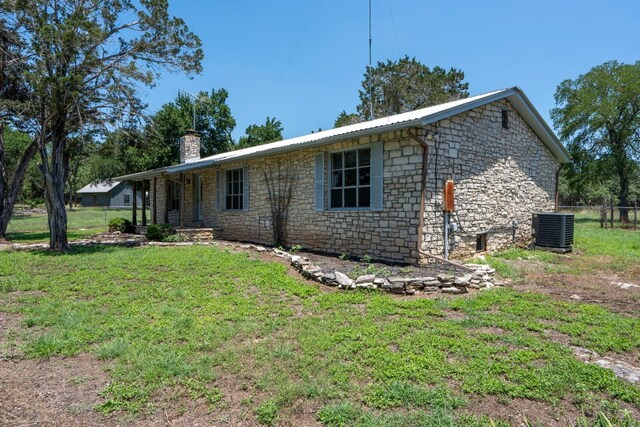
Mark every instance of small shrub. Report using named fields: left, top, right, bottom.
left=255, top=400, right=278, bottom=425
left=108, top=217, right=132, bottom=233
left=338, top=252, right=350, bottom=261
left=290, top=244, right=303, bottom=253
left=359, top=254, right=372, bottom=263
left=317, top=403, right=362, bottom=426
left=145, top=223, right=173, bottom=241
left=162, top=233, right=190, bottom=243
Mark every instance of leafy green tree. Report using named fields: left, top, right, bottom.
left=151, top=89, right=236, bottom=158
left=237, top=117, right=283, bottom=149
left=0, top=16, right=39, bottom=240
left=2, top=0, right=203, bottom=249
left=336, top=56, right=469, bottom=125
left=552, top=61, right=640, bottom=221
left=334, top=111, right=361, bottom=128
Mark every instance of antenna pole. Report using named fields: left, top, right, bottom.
left=368, top=0, right=372, bottom=68
left=368, top=0, right=374, bottom=119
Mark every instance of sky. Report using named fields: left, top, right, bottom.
left=141, top=0, right=640, bottom=141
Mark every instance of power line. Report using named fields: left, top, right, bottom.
left=259, top=0, right=323, bottom=120
left=387, top=0, right=401, bottom=57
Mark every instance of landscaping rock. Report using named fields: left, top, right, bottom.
left=334, top=271, right=354, bottom=289
left=437, top=274, right=455, bottom=283
left=356, top=274, right=376, bottom=284
left=320, top=272, right=338, bottom=287
left=441, top=286, right=467, bottom=294
left=373, top=277, right=386, bottom=285
left=380, top=280, right=405, bottom=294
left=454, top=274, right=473, bottom=286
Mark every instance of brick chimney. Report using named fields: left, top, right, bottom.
left=179, top=130, right=200, bottom=163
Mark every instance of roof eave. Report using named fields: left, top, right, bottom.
left=162, top=118, right=425, bottom=174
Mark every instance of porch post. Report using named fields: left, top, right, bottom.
left=141, top=179, right=147, bottom=226
left=153, top=177, right=157, bottom=224
left=179, top=173, right=185, bottom=228
left=132, top=180, right=138, bottom=226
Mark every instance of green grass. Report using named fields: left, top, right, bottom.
left=1, top=243, right=639, bottom=426
left=479, top=211, right=640, bottom=279
left=5, top=208, right=149, bottom=243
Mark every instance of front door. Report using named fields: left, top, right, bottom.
left=193, top=174, right=203, bottom=221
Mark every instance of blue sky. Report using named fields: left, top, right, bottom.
left=142, top=0, right=640, bottom=141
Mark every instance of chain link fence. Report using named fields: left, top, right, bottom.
left=7, top=206, right=150, bottom=242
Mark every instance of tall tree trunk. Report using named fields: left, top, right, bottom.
left=613, top=143, right=630, bottom=223
left=40, top=128, right=69, bottom=251
left=0, top=122, right=39, bottom=240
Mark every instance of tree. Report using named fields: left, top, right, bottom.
left=237, top=117, right=283, bottom=149
left=552, top=61, right=640, bottom=222
left=3, top=0, right=203, bottom=250
left=66, top=136, right=96, bottom=209
left=335, top=56, right=469, bottom=125
left=334, top=111, right=361, bottom=128
left=0, top=15, right=40, bottom=240
left=151, top=89, right=236, bottom=158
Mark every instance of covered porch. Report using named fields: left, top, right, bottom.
left=127, top=171, right=214, bottom=238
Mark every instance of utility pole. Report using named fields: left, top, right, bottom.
left=368, top=0, right=374, bottom=120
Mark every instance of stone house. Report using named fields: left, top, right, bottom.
left=116, top=87, right=570, bottom=264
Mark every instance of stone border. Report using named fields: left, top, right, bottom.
left=1, top=237, right=503, bottom=296
left=281, top=250, right=501, bottom=295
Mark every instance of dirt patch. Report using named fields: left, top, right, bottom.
left=0, top=312, right=23, bottom=358
left=512, top=271, right=640, bottom=315
left=463, top=394, right=583, bottom=426
left=0, top=354, right=113, bottom=426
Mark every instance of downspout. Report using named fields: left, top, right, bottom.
left=554, top=166, right=561, bottom=213
left=407, top=128, right=429, bottom=256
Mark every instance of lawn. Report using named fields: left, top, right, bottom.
left=1, top=227, right=640, bottom=425
left=6, top=207, right=149, bottom=242
left=483, top=211, right=640, bottom=280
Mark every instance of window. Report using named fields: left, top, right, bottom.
left=123, top=194, right=131, bottom=205
left=92, top=194, right=98, bottom=205
left=330, top=148, right=371, bottom=209
left=225, top=168, right=244, bottom=210
left=476, top=233, right=487, bottom=252
left=501, top=109, right=509, bottom=129
left=170, top=181, right=181, bottom=211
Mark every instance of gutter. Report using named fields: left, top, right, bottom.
left=407, top=128, right=429, bottom=256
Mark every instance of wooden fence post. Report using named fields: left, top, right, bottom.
left=634, top=202, right=638, bottom=230
left=601, top=204, right=606, bottom=229
left=610, top=198, right=614, bottom=229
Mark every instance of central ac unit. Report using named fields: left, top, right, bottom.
left=532, top=213, right=574, bottom=251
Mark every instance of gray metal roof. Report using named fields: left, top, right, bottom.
left=116, top=87, right=570, bottom=181
left=77, top=181, right=121, bottom=194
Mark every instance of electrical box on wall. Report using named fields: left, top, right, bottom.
left=443, top=180, right=455, bottom=212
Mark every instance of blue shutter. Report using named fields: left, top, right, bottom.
left=216, top=169, right=223, bottom=210
left=315, top=153, right=325, bottom=211
left=370, top=141, right=384, bottom=211
left=242, top=166, right=249, bottom=211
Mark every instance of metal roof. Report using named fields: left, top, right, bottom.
left=77, top=181, right=121, bottom=194
left=116, top=87, right=570, bottom=181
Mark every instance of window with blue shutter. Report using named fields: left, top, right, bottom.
left=225, top=168, right=244, bottom=210
left=315, top=153, right=325, bottom=211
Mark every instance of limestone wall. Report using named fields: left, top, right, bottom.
left=175, top=132, right=423, bottom=264
left=420, top=100, right=558, bottom=258
left=146, top=99, right=558, bottom=264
